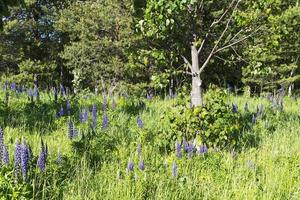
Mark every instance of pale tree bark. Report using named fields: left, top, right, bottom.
left=182, top=0, right=258, bottom=107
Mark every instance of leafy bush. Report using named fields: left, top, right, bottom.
left=165, top=89, right=244, bottom=149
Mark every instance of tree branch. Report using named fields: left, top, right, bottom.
left=181, top=55, right=193, bottom=71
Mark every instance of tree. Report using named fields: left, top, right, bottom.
left=0, top=0, right=24, bottom=30
left=139, top=0, right=259, bottom=106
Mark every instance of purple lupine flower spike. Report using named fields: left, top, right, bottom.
left=83, top=107, right=88, bottom=122
left=92, top=104, right=97, bottom=128
left=138, top=160, right=145, bottom=171
left=232, top=103, right=238, bottom=113
left=3, top=145, right=9, bottom=165
left=198, top=143, right=208, bottom=154
left=172, top=162, right=178, bottom=178
left=67, top=101, right=71, bottom=115
left=21, top=139, right=29, bottom=180
left=37, top=148, right=46, bottom=172
left=102, top=113, right=109, bottom=129
left=127, top=160, right=134, bottom=171
left=137, top=116, right=143, bottom=129
left=183, top=138, right=189, bottom=152
left=68, top=120, right=75, bottom=139
left=14, top=140, right=21, bottom=173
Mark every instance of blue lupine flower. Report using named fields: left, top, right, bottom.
left=67, top=101, right=71, bottom=115
left=182, top=138, right=189, bottom=152
left=137, top=143, right=142, bottom=157
left=102, top=113, right=109, bottom=129
left=17, top=85, right=21, bottom=93
left=198, top=144, right=208, bottom=154
left=175, top=140, right=182, bottom=158
left=68, top=120, right=77, bottom=139
left=127, top=160, right=134, bottom=171
left=138, top=160, right=145, bottom=171
left=3, top=145, right=9, bottom=165
left=60, top=105, right=64, bottom=116
left=103, top=98, right=107, bottom=111
left=146, top=93, right=153, bottom=100
left=252, top=114, right=256, bottom=123
left=0, top=127, right=3, bottom=161
left=92, top=104, right=97, bottom=128
left=187, top=141, right=195, bottom=158
left=37, top=148, right=46, bottom=172
left=21, top=139, right=29, bottom=180
left=83, top=107, right=88, bottom=122
left=11, top=82, right=16, bottom=91
left=136, top=116, right=143, bottom=129
left=232, top=103, right=238, bottom=113
left=244, top=102, right=249, bottom=112
left=172, top=162, right=178, bottom=178
left=14, top=140, right=21, bottom=173
left=33, top=84, right=38, bottom=97
left=57, top=149, right=62, bottom=165
left=60, top=83, right=65, bottom=97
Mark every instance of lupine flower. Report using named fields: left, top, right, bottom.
left=175, top=140, right=182, bottom=158
left=172, top=162, right=178, bottom=178
left=11, top=82, right=16, bottom=91
left=21, top=139, right=29, bottom=180
left=187, top=141, right=195, bottom=158
left=103, top=98, right=107, bottom=111
left=198, top=144, right=208, bottom=154
left=127, top=160, right=134, bottom=171
left=232, top=103, right=238, bottom=113
left=59, top=105, right=64, bottom=116
left=68, top=120, right=77, bottom=139
left=136, top=116, right=143, bottom=129
left=244, top=102, right=249, bottom=112
left=92, top=104, right=97, bottom=128
left=3, top=145, right=9, bottom=165
left=259, top=104, right=264, bottom=116
left=183, top=138, right=189, bottom=152
left=57, top=149, right=62, bottom=165
left=67, top=101, right=71, bottom=115
left=252, top=114, right=256, bottom=123
left=60, top=83, right=65, bottom=97
left=138, top=160, right=145, bottom=171
left=79, top=112, right=83, bottom=123
left=33, top=84, right=38, bottom=97
left=102, top=113, right=109, bottom=129
left=37, top=148, right=46, bottom=172
left=266, top=94, right=272, bottom=101
left=83, top=107, right=88, bottom=122
left=0, top=127, right=3, bottom=162
left=137, top=143, right=142, bottom=157
left=17, top=85, right=21, bottom=93
left=146, top=93, right=153, bottom=100
left=14, top=140, right=21, bottom=173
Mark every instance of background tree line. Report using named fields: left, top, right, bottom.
left=0, top=0, right=299, bottom=97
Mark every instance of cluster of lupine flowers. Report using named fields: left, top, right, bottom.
left=0, top=127, right=62, bottom=183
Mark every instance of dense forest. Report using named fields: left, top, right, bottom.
left=1, top=0, right=299, bottom=98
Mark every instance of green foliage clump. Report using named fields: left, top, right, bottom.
left=166, top=89, right=244, bottom=149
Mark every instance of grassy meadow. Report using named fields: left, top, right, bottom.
left=0, top=88, right=300, bottom=200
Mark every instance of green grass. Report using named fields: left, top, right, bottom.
left=0, top=90, right=300, bottom=199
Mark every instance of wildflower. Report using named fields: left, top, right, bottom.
left=14, top=140, right=21, bottom=173
left=83, top=107, right=88, bottom=122
left=57, top=149, right=62, bottom=165
left=198, top=144, right=208, bottom=154
left=138, top=160, right=145, bottom=171
left=127, top=160, right=134, bottom=171
left=187, top=141, right=195, bottom=158
left=11, top=82, right=16, bottom=91
left=21, top=139, right=29, bottom=180
left=60, top=83, right=65, bottom=97
left=3, top=145, right=9, bottom=165
left=68, top=120, right=77, bottom=139
left=37, top=148, right=46, bottom=172
left=79, top=112, right=83, bottom=123
left=67, top=101, right=71, bottom=115
left=102, top=113, right=109, bottom=129
left=92, top=104, right=97, bottom=128
left=232, top=103, right=238, bottom=113
left=183, top=138, right=189, bottom=152
left=175, top=140, right=182, bottom=158
left=0, top=127, right=3, bottom=161
left=252, top=114, right=256, bottom=123
left=136, top=116, right=143, bottom=129
left=172, top=162, right=178, bottom=178
left=146, top=93, right=153, bottom=100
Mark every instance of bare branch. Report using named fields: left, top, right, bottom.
left=214, top=27, right=261, bottom=54
left=199, top=0, right=240, bottom=74
left=181, top=55, right=193, bottom=71
left=210, top=0, right=237, bottom=28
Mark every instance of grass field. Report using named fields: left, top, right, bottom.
left=0, top=88, right=299, bottom=200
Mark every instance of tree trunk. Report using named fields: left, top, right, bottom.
left=191, top=43, right=202, bottom=107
